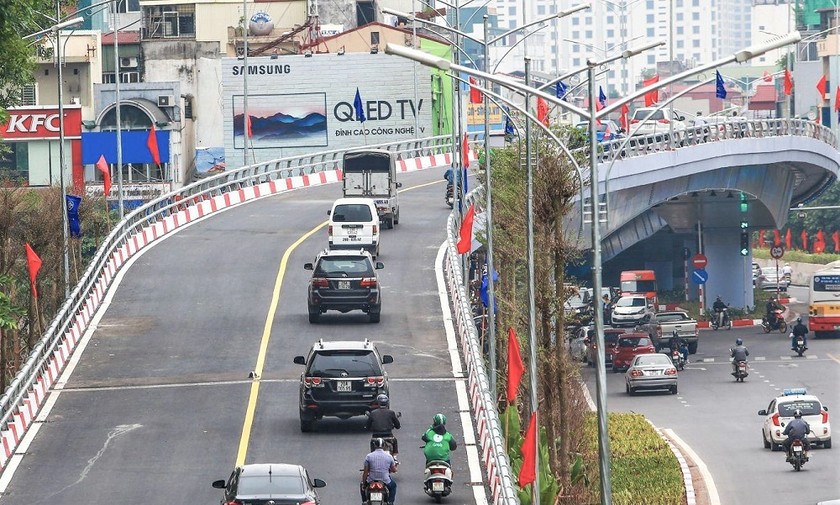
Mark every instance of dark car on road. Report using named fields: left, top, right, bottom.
left=305, top=249, right=384, bottom=323
left=212, top=463, right=326, bottom=505
left=294, top=339, right=393, bottom=432
left=611, top=333, right=656, bottom=372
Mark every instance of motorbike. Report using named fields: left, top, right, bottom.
left=711, top=308, right=731, bottom=330
left=788, top=439, right=809, bottom=471
left=445, top=183, right=454, bottom=209
left=365, top=480, right=390, bottom=505
left=732, top=359, right=748, bottom=382
left=670, top=348, right=686, bottom=371
left=762, top=309, right=787, bottom=333
left=792, top=333, right=807, bottom=357
left=423, top=460, right=454, bottom=503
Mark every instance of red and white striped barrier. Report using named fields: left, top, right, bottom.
left=0, top=150, right=470, bottom=471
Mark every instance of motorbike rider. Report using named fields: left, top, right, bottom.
left=361, top=437, right=397, bottom=505
left=422, top=413, right=458, bottom=464
left=791, top=317, right=809, bottom=351
left=669, top=330, right=689, bottom=364
left=367, top=394, right=401, bottom=457
left=730, top=338, right=749, bottom=375
left=782, top=409, right=811, bottom=461
left=765, top=297, right=783, bottom=327
left=712, top=296, right=728, bottom=326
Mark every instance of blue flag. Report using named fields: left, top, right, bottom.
left=479, top=264, right=499, bottom=312
left=353, top=87, right=366, bottom=122
left=66, top=194, right=82, bottom=238
left=556, top=81, right=569, bottom=101
left=504, top=115, right=515, bottom=137
left=715, top=70, right=727, bottom=99
left=599, top=86, right=607, bottom=107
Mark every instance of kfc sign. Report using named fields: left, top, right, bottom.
left=1, top=106, right=81, bottom=140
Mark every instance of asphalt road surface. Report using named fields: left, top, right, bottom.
left=582, top=296, right=840, bottom=505
left=0, top=168, right=483, bottom=504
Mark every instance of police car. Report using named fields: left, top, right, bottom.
left=757, top=388, right=831, bottom=451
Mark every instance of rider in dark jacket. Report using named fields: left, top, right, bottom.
left=712, top=296, right=728, bottom=326
left=791, top=317, right=809, bottom=351
left=730, top=338, right=749, bottom=375
left=783, top=409, right=811, bottom=460
left=367, top=394, right=401, bottom=455
left=766, top=298, right=782, bottom=326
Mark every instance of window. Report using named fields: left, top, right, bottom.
left=646, top=14, right=654, bottom=23
left=143, top=4, right=195, bottom=39
left=572, top=17, right=579, bottom=26
left=370, top=32, right=379, bottom=45
left=0, top=142, right=28, bottom=183
left=693, top=40, right=700, bottom=48
left=573, top=58, right=581, bottom=67
left=646, top=27, right=654, bottom=37
left=647, top=55, right=655, bottom=64
left=647, top=0, right=654, bottom=7
left=114, top=0, right=140, bottom=13
left=585, top=16, right=592, bottom=25
left=692, top=12, right=699, bottom=20
left=692, top=0, right=699, bottom=5
left=676, top=13, right=683, bottom=21
left=585, top=30, right=592, bottom=38
left=20, top=84, right=36, bottom=106
left=676, top=0, right=683, bottom=6
left=537, top=5, right=545, bottom=15
left=676, top=26, right=683, bottom=34
left=572, top=44, right=580, bottom=52
left=607, top=29, right=614, bottom=38
left=676, top=40, right=684, bottom=48
left=572, top=30, right=579, bottom=38
left=606, top=15, right=613, bottom=23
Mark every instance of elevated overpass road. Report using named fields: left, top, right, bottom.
left=583, top=325, right=840, bottom=504
left=0, top=168, right=473, bottom=504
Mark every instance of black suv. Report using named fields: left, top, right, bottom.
left=304, top=249, right=384, bottom=323
left=293, top=339, right=393, bottom=432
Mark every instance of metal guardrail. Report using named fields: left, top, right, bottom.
left=0, top=135, right=458, bottom=437
left=443, top=188, right=519, bottom=505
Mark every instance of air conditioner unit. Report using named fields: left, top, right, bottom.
left=120, top=57, right=138, bottom=68
left=157, top=94, right=175, bottom=107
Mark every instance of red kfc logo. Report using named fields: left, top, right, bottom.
left=1, top=107, right=81, bottom=139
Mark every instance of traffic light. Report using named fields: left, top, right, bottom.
left=740, top=231, right=750, bottom=256
left=739, top=192, right=748, bottom=213
left=740, top=220, right=749, bottom=230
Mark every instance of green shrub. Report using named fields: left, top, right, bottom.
left=753, top=248, right=840, bottom=265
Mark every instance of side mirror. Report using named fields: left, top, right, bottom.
left=824, top=406, right=829, bottom=412
left=304, top=263, right=314, bottom=270
left=396, top=182, right=403, bottom=188
left=382, top=354, right=394, bottom=364
left=313, top=478, right=327, bottom=488
left=758, top=409, right=767, bottom=416
left=327, top=209, right=331, bottom=216
left=678, top=115, right=685, bottom=121
left=212, top=480, right=226, bottom=489
left=376, top=261, right=384, bottom=270
left=293, top=355, right=306, bottom=365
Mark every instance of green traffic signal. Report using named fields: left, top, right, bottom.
left=740, top=192, right=748, bottom=213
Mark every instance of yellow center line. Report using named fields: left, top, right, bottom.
left=236, top=220, right=327, bottom=466
left=235, top=177, right=441, bottom=465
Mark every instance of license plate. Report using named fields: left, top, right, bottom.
left=337, top=381, right=351, bottom=392
left=793, top=446, right=802, bottom=452
left=432, top=481, right=444, bottom=492
left=648, top=370, right=662, bottom=375
left=370, top=492, right=383, bottom=501
left=338, top=280, right=351, bottom=289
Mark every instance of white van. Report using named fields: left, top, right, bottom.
left=328, top=198, right=380, bottom=257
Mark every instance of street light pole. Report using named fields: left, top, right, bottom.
left=53, top=13, right=84, bottom=298
left=113, top=0, right=124, bottom=218
left=482, top=14, right=497, bottom=398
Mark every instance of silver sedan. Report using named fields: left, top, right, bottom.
left=624, top=353, right=678, bottom=395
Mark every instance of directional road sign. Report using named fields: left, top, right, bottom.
left=691, top=268, right=708, bottom=285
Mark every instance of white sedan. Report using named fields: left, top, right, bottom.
left=758, top=388, right=831, bottom=450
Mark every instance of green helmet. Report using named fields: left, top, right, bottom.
left=433, top=413, right=447, bottom=427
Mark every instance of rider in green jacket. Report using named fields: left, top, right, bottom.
left=422, top=413, right=458, bottom=463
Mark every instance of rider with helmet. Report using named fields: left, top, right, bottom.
left=730, top=338, right=749, bottom=375
left=782, top=409, right=811, bottom=461
left=712, top=296, right=728, bottom=326
left=367, top=394, right=401, bottom=456
left=361, top=437, right=398, bottom=505
left=669, top=329, right=689, bottom=364
left=766, top=297, right=783, bottom=327
left=421, top=413, right=458, bottom=464
left=791, top=317, right=809, bottom=351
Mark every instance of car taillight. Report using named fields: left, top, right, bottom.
left=373, top=225, right=378, bottom=235
left=304, top=376, right=324, bottom=388
left=665, top=367, right=677, bottom=376
left=360, top=277, right=378, bottom=288
left=328, top=225, right=333, bottom=235
left=312, top=278, right=329, bottom=288
left=224, top=501, right=242, bottom=505
left=631, top=119, right=640, bottom=123
left=822, top=411, right=829, bottom=423
left=630, top=370, right=643, bottom=377
left=369, top=481, right=385, bottom=490
left=301, top=501, right=316, bottom=505
left=658, top=118, right=670, bottom=123
left=366, top=376, right=385, bottom=387
left=771, top=413, right=780, bottom=426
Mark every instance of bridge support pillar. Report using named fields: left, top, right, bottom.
left=702, top=230, right=755, bottom=311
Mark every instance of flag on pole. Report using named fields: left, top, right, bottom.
left=245, top=114, right=253, bottom=138
left=555, top=81, right=569, bottom=101
left=536, top=97, right=549, bottom=126
left=643, top=75, right=660, bottom=106
left=619, top=103, right=630, bottom=132
left=763, top=70, right=773, bottom=82
left=469, top=76, right=483, bottom=104
left=598, top=86, right=607, bottom=107
left=147, top=125, right=161, bottom=166
left=518, top=412, right=538, bottom=488
left=835, top=86, right=840, bottom=122
left=457, top=204, right=475, bottom=254
left=833, top=230, right=840, bottom=252
left=507, top=327, right=524, bottom=403
left=462, top=133, right=469, bottom=196
left=25, top=243, right=42, bottom=298
left=96, top=155, right=111, bottom=196
left=504, top=115, right=515, bottom=137
left=715, top=70, right=727, bottom=99
left=66, top=194, right=82, bottom=238
left=783, top=69, right=793, bottom=96
left=785, top=228, right=792, bottom=250
left=354, top=87, right=366, bottom=122
left=817, top=75, right=827, bottom=97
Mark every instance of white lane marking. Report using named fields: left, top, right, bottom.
left=435, top=242, right=486, bottom=505
left=662, top=428, right=721, bottom=505
left=754, top=357, right=766, bottom=361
